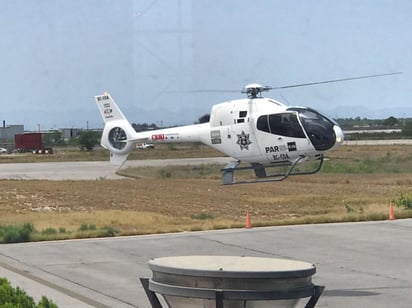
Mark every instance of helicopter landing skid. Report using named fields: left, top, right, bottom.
left=221, top=154, right=324, bottom=185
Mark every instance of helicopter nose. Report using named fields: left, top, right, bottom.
left=333, top=125, right=345, bottom=146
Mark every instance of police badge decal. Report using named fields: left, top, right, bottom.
left=236, top=131, right=252, bottom=150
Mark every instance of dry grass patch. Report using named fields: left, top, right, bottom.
left=0, top=209, right=236, bottom=238
left=0, top=172, right=411, bottom=238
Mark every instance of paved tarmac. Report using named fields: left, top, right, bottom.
left=0, top=157, right=232, bottom=180
left=0, top=219, right=411, bottom=307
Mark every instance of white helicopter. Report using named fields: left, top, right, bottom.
left=95, top=73, right=400, bottom=184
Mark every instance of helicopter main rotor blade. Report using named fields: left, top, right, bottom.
left=269, top=72, right=402, bottom=90
left=162, top=72, right=402, bottom=95
left=183, top=89, right=239, bottom=93
left=162, top=89, right=239, bottom=94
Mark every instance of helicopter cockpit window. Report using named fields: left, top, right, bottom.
left=257, top=113, right=306, bottom=138
left=287, top=107, right=336, bottom=151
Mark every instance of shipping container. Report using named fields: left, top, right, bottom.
left=14, top=133, right=42, bottom=152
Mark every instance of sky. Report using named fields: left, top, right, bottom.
left=0, top=0, right=410, bottom=130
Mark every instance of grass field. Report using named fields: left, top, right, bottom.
left=0, top=144, right=411, bottom=242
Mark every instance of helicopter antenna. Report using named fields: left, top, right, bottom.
left=279, top=93, right=291, bottom=105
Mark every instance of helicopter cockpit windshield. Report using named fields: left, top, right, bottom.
left=288, top=107, right=336, bottom=151
left=257, top=113, right=306, bottom=138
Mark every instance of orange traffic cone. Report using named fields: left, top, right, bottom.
left=389, top=202, right=395, bottom=221
left=246, top=210, right=252, bottom=229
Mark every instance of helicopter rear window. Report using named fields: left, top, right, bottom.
left=257, top=113, right=306, bottom=138
left=257, top=115, right=270, bottom=133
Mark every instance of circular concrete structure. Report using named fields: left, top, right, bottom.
left=142, top=255, right=323, bottom=308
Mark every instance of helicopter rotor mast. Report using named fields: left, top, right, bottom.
left=241, top=83, right=271, bottom=98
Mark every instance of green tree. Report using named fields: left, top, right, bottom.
left=196, top=114, right=210, bottom=124
left=132, top=122, right=158, bottom=132
left=77, top=130, right=100, bottom=151
left=383, top=116, right=399, bottom=127
left=42, top=130, right=64, bottom=146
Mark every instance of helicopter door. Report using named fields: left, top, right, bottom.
left=230, top=110, right=261, bottom=159
left=256, top=112, right=308, bottom=163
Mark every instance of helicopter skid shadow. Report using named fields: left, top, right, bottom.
left=324, top=289, right=379, bottom=297
left=324, top=285, right=411, bottom=298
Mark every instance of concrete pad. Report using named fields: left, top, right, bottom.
left=0, top=219, right=411, bottom=307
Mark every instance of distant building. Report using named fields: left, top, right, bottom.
left=0, top=124, right=101, bottom=149
left=0, top=122, right=24, bottom=149
left=0, top=122, right=24, bottom=140
left=60, top=128, right=83, bottom=141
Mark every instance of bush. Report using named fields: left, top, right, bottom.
left=37, top=296, right=58, bottom=308
left=191, top=212, right=214, bottom=220
left=0, top=223, right=34, bottom=243
left=101, top=226, right=118, bottom=237
left=0, top=277, right=58, bottom=307
left=42, top=228, right=57, bottom=235
left=78, top=224, right=97, bottom=231
left=159, top=169, right=172, bottom=178
left=395, top=193, right=412, bottom=209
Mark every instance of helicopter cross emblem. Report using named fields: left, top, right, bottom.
left=236, top=131, right=252, bottom=150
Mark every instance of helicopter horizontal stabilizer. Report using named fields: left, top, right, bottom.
left=109, top=152, right=130, bottom=167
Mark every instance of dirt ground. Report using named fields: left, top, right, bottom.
left=0, top=144, right=411, bottom=235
